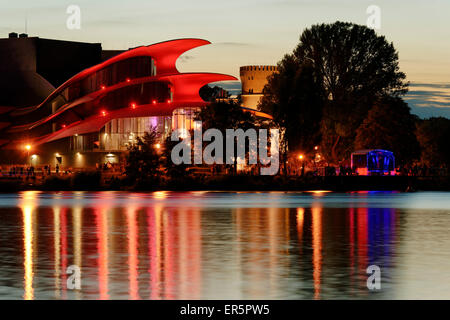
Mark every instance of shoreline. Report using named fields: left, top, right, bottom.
left=1, top=175, right=449, bottom=192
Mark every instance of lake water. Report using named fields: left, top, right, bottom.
left=0, top=191, right=449, bottom=300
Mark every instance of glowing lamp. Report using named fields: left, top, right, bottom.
left=126, top=78, right=130, bottom=82
left=101, top=85, right=106, bottom=90
left=25, top=145, right=31, bottom=151
left=167, top=99, right=172, bottom=104
left=101, top=110, right=107, bottom=117
left=155, top=143, right=161, bottom=149
left=152, top=100, right=157, bottom=105
left=298, top=155, right=303, bottom=160
left=131, top=103, right=136, bottom=109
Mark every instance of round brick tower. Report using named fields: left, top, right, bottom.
left=240, top=65, right=278, bottom=110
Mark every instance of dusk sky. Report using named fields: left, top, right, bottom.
left=1, top=0, right=449, bottom=118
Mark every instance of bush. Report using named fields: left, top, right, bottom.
left=41, top=175, right=71, bottom=190
left=71, top=171, right=101, bottom=190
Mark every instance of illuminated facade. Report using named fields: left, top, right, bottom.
left=0, top=38, right=237, bottom=168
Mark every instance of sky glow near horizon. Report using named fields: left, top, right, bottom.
left=0, top=0, right=449, bottom=118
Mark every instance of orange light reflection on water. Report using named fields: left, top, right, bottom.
left=312, top=206, right=322, bottom=300
left=126, top=207, right=139, bottom=300
left=20, top=191, right=39, bottom=300
left=95, top=207, right=110, bottom=300
left=53, top=207, right=61, bottom=298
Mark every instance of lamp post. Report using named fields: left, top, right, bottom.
left=298, top=154, right=304, bottom=176
left=25, top=145, right=31, bottom=166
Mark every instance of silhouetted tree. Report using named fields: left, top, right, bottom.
left=355, top=97, right=420, bottom=165
left=259, top=56, right=324, bottom=155
left=199, top=85, right=231, bottom=102
left=160, top=134, right=188, bottom=178
left=197, top=100, right=254, bottom=130
left=299, top=22, right=408, bottom=162
left=125, top=129, right=160, bottom=186
left=197, top=101, right=256, bottom=174
left=416, top=117, right=450, bottom=167
left=260, top=21, right=409, bottom=164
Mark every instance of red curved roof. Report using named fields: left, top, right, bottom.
left=1, top=38, right=238, bottom=148
left=10, top=38, right=212, bottom=117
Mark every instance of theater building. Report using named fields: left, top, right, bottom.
left=0, top=37, right=236, bottom=169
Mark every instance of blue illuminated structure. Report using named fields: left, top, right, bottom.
left=351, top=149, right=395, bottom=176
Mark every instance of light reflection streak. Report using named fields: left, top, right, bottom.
left=234, top=208, right=291, bottom=299
left=312, top=205, right=322, bottom=300
left=247, top=209, right=263, bottom=297
left=357, top=207, right=368, bottom=291
left=60, top=208, right=68, bottom=299
left=296, top=208, right=304, bottom=243
left=148, top=206, right=162, bottom=299
left=95, top=208, right=110, bottom=299
left=53, top=207, right=61, bottom=298
left=73, top=207, right=82, bottom=299
left=126, top=207, right=139, bottom=299
left=308, top=190, right=332, bottom=196
left=268, top=208, right=279, bottom=293
left=184, top=209, right=201, bottom=299
left=349, top=208, right=355, bottom=293
left=153, top=191, right=168, bottom=200
left=163, top=209, right=175, bottom=299
left=21, top=191, right=38, bottom=300
left=178, top=209, right=188, bottom=299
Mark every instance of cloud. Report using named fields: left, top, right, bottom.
left=207, top=81, right=450, bottom=118
left=178, top=55, right=195, bottom=63
left=207, top=81, right=242, bottom=95
left=214, top=42, right=254, bottom=47
left=87, top=19, right=139, bottom=27
left=404, top=82, right=450, bottom=119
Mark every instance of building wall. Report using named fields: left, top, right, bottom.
left=36, top=38, right=102, bottom=87
left=240, top=65, right=278, bottom=110
left=0, top=37, right=55, bottom=107
left=0, top=37, right=37, bottom=71
left=0, top=36, right=102, bottom=108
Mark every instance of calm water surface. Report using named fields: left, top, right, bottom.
left=0, top=191, right=449, bottom=300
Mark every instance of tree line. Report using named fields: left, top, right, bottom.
left=258, top=21, right=450, bottom=170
